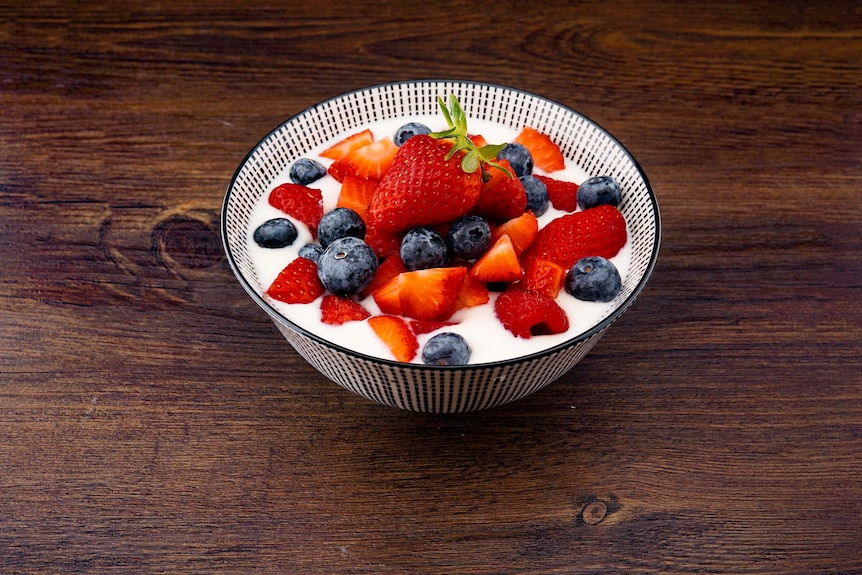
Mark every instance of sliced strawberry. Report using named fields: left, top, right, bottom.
left=319, top=128, right=375, bottom=161
left=368, top=135, right=482, bottom=233
left=267, top=183, right=324, bottom=237
left=521, top=258, right=567, bottom=299
left=513, top=126, right=565, bottom=173
left=470, top=234, right=523, bottom=283
left=494, top=288, right=570, bottom=339
left=468, top=134, right=488, bottom=147
left=373, top=266, right=467, bottom=322
left=320, top=294, right=371, bottom=325
left=364, top=221, right=402, bottom=261
left=360, top=252, right=406, bottom=298
left=336, top=176, right=378, bottom=222
left=471, top=159, right=527, bottom=223
left=523, top=204, right=627, bottom=269
left=453, top=273, right=490, bottom=311
left=368, top=315, right=419, bottom=363
left=346, top=137, right=399, bottom=180
left=490, top=211, right=539, bottom=256
left=534, top=174, right=579, bottom=212
left=266, top=257, right=325, bottom=304
left=409, top=319, right=458, bottom=335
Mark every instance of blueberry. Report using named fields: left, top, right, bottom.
left=422, top=332, right=471, bottom=366
left=297, top=243, right=324, bottom=263
left=496, top=142, right=533, bottom=177
left=394, top=122, right=431, bottom=146
left=317, top=237, right=378, bottom=296
left=317, top=207, right=366, bottom=249
left=253, top=218, right=298, bottom=249
left=520, top=175, right=549, bottom=217
left=289, top=158, right=326, bottom=186
left=565, top=256, right=622, bottom=302
left=577, top=175, right=622, bottom=210
left=400, top=227, right=448, bottom=271
left=447, top=215, right=491, bottom=260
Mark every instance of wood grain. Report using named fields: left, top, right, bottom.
left=2, top=1, right=860, bottom=573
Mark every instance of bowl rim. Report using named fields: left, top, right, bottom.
left=221, top=78, right=661, bottom=370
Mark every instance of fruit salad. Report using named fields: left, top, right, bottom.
left=248, top=96, right=631, bottom=365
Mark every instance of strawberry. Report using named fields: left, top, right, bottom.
left=470, top=234, right=523, bottom=283
left=494, top=288, right=570, bottom=339
left=373, top=266, right=466, bottom=322
left=336, top=176, right=378, bottom=222
left=319, top=128, right=375, bottom=161
left=320, top=295, right=371, bottom=325
left=490, top=211, right=539, bottom=256
left=360, top=252, right=406, bottom=298
left=367, top=134, right=483, bottom=233
left=523, top=204, right=627, bottom=269
left=468, top=134, right=488, bottom=147
left=534, top=174, right=579, bottom=212
left=470, top=158, right=527, bottom=223
left=329, top=137, right=399, bottom=182
left=513, top=126, right=565, bottom=173
left=453, top=273, right=490, bottom=311
left=266, top=257, right=325, bottom=304
left=364, top=221, right=402, bottom=261
left=267, top=183, right=324, bottom=237
left=368, top=315, right=419, bottom=363
left=409, top=319, right=458, bottom=335
left=521, top=258, right=567, bottom=299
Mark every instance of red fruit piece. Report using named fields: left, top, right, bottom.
left=267, top=183, right=324, bottom=237
left=360, top=253, right=406, bottom=298
left=523, top=204, right=627, bottom=269
left=513, top=126, right=565, bottom=173
left=521, top=258, right=567, bottom=299
left=534, top=174, right=579, bottom=212
left=368, top=315, right=419, bottom=363
left=490, top=211, right=539, bottom=256
left=471, top=158, right=527, bottom=223
left=266, top=257, right=325, bottom=304
left=336, top=176, right=378, bottom=222
left=470, top=234, right=523, bottom=283
left=494, top=289, right=570, bottom=339
left=368, top=135, right=482, bottom=233
left=320, top=129, right=375, bottom=161
left=409, top=319, right=458, bottom=335
left=373, top=266, right=467, bottom=322
left=453, top=273, right=490, bottom=311
left=364, top=222, right=402, bottom=261
left=320, top=295, right=371, bottom=325
left=329, top=138, right=399, bottom=182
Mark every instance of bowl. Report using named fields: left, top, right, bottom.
left=222, top=79, right=660, bottom=413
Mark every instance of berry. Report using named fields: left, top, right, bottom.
left=471, top=158, right=527, bottom=223
left=494, top=289, right=570, bottom=339
left=523, top=204, right=627, bottom=269
left=453, top=274, right=490, bottom=311
left=297, top=243, right=324, bottom=263
left=470, top=234, right=523, bottom=283
left=266, top=257, right=325, bottom=304
left=368, top=315, right=419, bottom=363
left=422, top=332, right=471, bottom=365
left=409, top=319, right=458, bottom=335
left=336, top=176, right=378, bottom=222
left=447, top=215, right=491, bottom=260
left=267, top=183, right=324, bottom=237
left=329, top=137, right=399, bottom=181
left=317, top=236, right=378, bottom=296
left=513, top=126, right=565, bottom=173
left=394, top=122, right=431, bottom=146
left=373, top=266, right=466, bottom=322
left=319, top=128, right=374, bottom=160
left=289, top=158, right=326, bottom=186
left=520, top=175, right=549, bottom=216
left=496, top=142, right=533, bottom=177
left=320, top=294, right=371, bottom=325
left=521, top=258, right=566, bottom=299
left=400, top=227, right=449, bottom=271
left=534, top=174, right=579, bottom=212
left=253, top=218, right=298, bottom=249
left=317, top=207, right=366, bottom=249
left=565, top=256, right=622, bottom=302
left=360, top=253, right=407, bottom=298
left=577, top=175, right=622, bottom=209
left=490, top=211, right=539, bottom=256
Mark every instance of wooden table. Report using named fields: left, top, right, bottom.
left=3, top=1, right=860, bottom=572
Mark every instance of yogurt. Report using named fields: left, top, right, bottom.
left=247, top=115, right=631, bottom=364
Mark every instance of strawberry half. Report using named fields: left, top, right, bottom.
left=266, top=257, right=325, bottom=304
left=523, top=204, right=627, bottom=269
left=471, top=159, right=527, bottom=223
left=513, top=127, right=565, bottom=173
left=534, top=174, right=579, bottom=212
left=521, top=258, right=567, bottom=299
left=490, top=211, right=539, bottom=256
left=368, top=135, right=482, bottom=233
left=320, top=295, right=371, bottom=325
left=368, top=315, right=419, bottom=362
left=268, top=183, right=324, bottom=237
left=372, top=266, right=467, bottom=322
left=453, top=273, right=490, bottom=311
left=494, top=288, right=570, bottom=339
left=329, top=137, right=399, bottom=182
left=336, top=176, right=378, bottom=222
left=320, top=128, right=375, bottom=161
left=470, top=234, right=523, bottom=283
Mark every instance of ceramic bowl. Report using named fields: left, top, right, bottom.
left=222, top=80, right=660, bottom=413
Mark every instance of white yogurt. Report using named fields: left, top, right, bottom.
left=247, top=115, right=631, bottom=364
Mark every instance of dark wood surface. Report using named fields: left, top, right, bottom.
left=2, top=1, right=860, bottom=573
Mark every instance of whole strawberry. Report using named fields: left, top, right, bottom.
left=523, top=204, right=627, bottom=269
